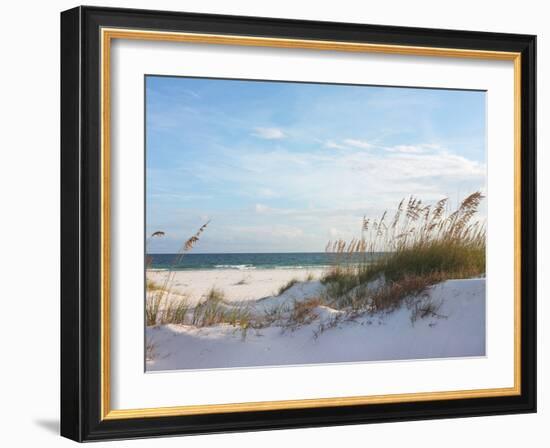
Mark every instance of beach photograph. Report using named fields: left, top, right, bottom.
left=145, top=76, right=487, bottom=371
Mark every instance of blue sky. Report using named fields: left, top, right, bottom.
left=146, top=76, right=486, bottom=253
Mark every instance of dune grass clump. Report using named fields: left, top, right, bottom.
left=322, top=192, right=486, bottom=314
left=369, top=273, right=442, bottom=313
left=145, top=296, right=162, bottom=327
left=145, top=222, right=209, bottom=326
left=145, top=224, right=252, bottom=333
left=285, top=297, right=323, bottom=329
left=277, top=278, right=299, bottom=296
left=191, top=289, right=227, bottom=326
left=159, top=296, right=191, bottom=325
left=146, top=279, right=163, bottom=291
left=146, top=287, right=192, bottom=326
left=147, top=283, right=251, bottom=329
left=276, top=273, right=316, bottom=297
left=191, top=288, right=252, bottom=328
left=259, top=303, right=292, bottom=327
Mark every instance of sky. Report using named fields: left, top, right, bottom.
left=146, top=76, right=486, bottom=254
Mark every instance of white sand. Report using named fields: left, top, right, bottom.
left=146, top=278, right=486, bottom=371
left=147, top=267, right=326, bottom=305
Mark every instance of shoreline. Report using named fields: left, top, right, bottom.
left=146, top=267, right=327, bottom=303
left=147, top=266, right=331, bottom=272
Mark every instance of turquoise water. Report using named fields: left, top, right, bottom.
left=147, top=252, right=380, bottom=271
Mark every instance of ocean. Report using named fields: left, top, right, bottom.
left=146, top=252, right=380, bottom=271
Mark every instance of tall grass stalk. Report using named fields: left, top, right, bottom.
left=191, top=288, right=251, bottom=328
left=146, top=221, right=209, bottom=326
left=322, top=192, right=486, bottom=313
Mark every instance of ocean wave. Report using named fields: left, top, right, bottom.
left=149, top=264, right=335, bottom=271
left=214, top=264, right=256, bottom=270
left=272, top=265, right=329, bottom=270
left=212, top=264, right=330, bottom=270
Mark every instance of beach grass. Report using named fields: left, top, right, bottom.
left=145, top=192, right=485, bottom=334
left=285, top=297, right=323, bottom=329
left=146, top=221, right=209, bottom=326
left=144, top=221, right=252, bottom=332
left=146, top=281, right=252, bottom=329
left=277, top=278, right=299, bottom=295
left=322, top=192, right=486, bottom=314
left=191, top=288, right=251, bottom=328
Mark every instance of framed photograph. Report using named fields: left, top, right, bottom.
left=60, top=6, right=536, bottom=441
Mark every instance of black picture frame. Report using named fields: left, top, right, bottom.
left=61, top=5, right=536, bottom=442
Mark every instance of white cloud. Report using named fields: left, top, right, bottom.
left=385, top=144, right=441, bottom=154
left=184, top=89, right=200, bottom=99
left=257, top=187, right=279, bottom=198
left=324, top=140, right=347, bottom=150
left=343, top=139, right=373, bottom=150
left=252, top=127, right=286, bottom=140
left=197, top=145, right=483, bottom=216
left=325, top=139, right=441, bottom=154
left=160, top=142, right=486, bottom=252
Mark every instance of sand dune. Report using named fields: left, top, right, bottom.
left=146, top=277, right=486, bottom=371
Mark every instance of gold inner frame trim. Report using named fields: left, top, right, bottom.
left=100, top=27, right=522, bottom=421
